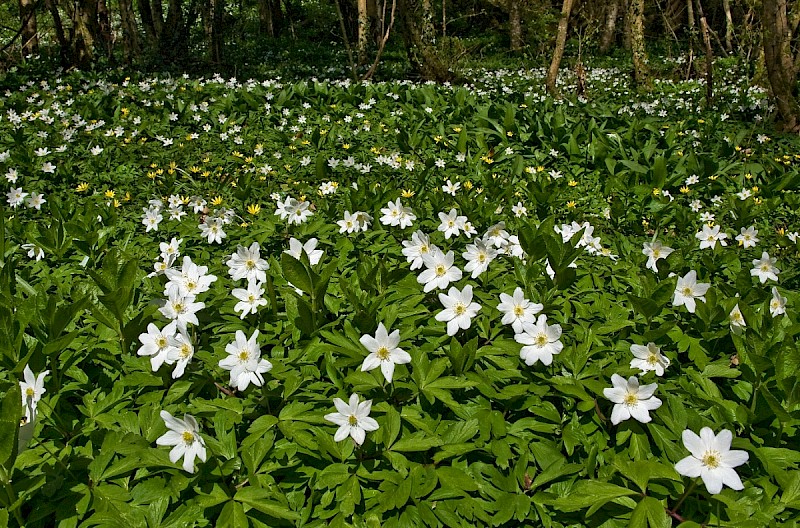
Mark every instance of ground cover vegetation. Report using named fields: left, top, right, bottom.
left=0, top=57, right=799, bottom=527
left=2, top=0, right=800, bottom=526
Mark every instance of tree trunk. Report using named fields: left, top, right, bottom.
left=97, top=0, right=114, bottom=59
left=695, top=0, right=712, bottom=103
left=45, top=0, right=70, bottom=65
left=138, top=0, right=160, bottom=49
left=599, top=0, right=619, bottom=54
left=722, top=0, right=733, bottom=51
left=546, top=0, right=574, bottom=96
left=398, top=0, right=454, bottom=81
left=358, top=0, right=370, bottom=64
left=118, top=0, right=140, bottom=62
left=258, top=0, right=274, bottom=36
left=509, top=0, right=522, bottom=51
left=19, top=0, right=38, bottom=56
left=627, top=0, right=648, bottom=87
left=71, top=0, right=98, bottom=68
left=763, top=0, right=800, bottom=131
left=210, top=0, right=224, bottom=63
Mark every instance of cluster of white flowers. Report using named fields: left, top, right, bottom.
left=274, top=195, right=313, bottom=225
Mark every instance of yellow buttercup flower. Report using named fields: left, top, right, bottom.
left=401, top=189, right=415, bottom=198
left=247, top=204, right=261, bottom=215
left=652, top=188, right=660, bottom=196
left=568, top=180, right=578, bottom=187
left=76, top=182, right=90, bottom=192
left=464, top=181, right=473, bottom=190
left=211, top=196, right=223, bottom=206
left=566, top=201, right=576, bottom=208
left=104, top=190, right=115, bottom=199
left=680, top=186, right=690, bottom=194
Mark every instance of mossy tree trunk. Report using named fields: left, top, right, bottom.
left=19, top=0, right=38, bottom=57
left=763, top=0, right=800, bottom=131
left=546, top=0, right=574, bottom=96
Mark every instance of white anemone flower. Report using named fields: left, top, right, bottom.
left=435, top=285, right=481, bottom=336
left=497, top=287, right=542, bottom=334
left=324, top=394, right=379, bottom=445
left=672, top=270, right=710, bottom=313
left=603, top=374, right=662, bottom=425
left=675, top=428, right=749, bottom=494
left=156, top=411, right=207, bottom=473
left=219, top=330, right=272, bottom=390
left=360, top=323, right=411, bottom=383
left=514, top=314, right=563, bottom=366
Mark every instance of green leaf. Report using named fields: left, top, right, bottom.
left=436, top=466, right=479, bottom=492
left=280, top=253, right=313, bottom=295
left=551, top=480, right=637, bottom=514
left=218, top=500, right=248, bottom=528
left=630, top=497, right=670, bottom=528
left=0, top=380, right=21, bottom=466
left=235, top=487, right=300, bottom=521
left=390, top=432, right=443, bottom=452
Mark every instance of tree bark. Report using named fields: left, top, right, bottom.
left=695, top=0, right=712, bottom=103
left=358, top=0, right=370, bottom=64
left=118, top=0, right=140, bottom=62
left=763, top=0, right=800, bottom=131
left=546, top=0, right=574, bottom=96
left=509, top=0, right=522, bottom=51
left=19, top=0, right=38, bottom=56
left=599, top=0, right=619, bottom=54
left=97, top=0, right=114, bottom=59
left=138, top=0, right=160, bottom=49
left=398, top=0, right=454, bottom=81
left=722, top=0, right=733, bottom=52
left=71, top=0, right=98, bottom=68
left=45, top=0, right=70, bottom=65
left=627, top=0, right=648, bottom=87
left=258, top=0, right=274, bottom=36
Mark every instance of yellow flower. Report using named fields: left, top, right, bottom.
left=202, top=171, right=210, bottom=178
left=777, top=227, right=785, bottom=236
left=464, top=181, right=473, bottom=190
left=506, top=131, right=513, bottom=137
left=434, top=135, right=442, bottom=143
left=76, top=182, right=90, bottom=192
left=203, top=157, right=211, bottom=163
left=190, top=166, right=201, bottom=173
left=568, top=180, right=578, bottom=187
left=680, top=186, right=690, bottom=194
left=751, top=186, right=759, bottom=193
left=299, top=195, right=306, bottom=201
left=566, top=201, right=576, bottom=208
left=301, top=140, right=310, bottom=146
left=476, top=187, right=483, bottom=194
left=652, top=188, right=660, bottom=196
left=401, top=189, right=415, bottom=198
left=232, top=151, right=243, bottom=158
left=245, top=156, right=254, bottom=163
left=753, top=197, right=762, bottom=205
left=708, top=175, right=718, bottom=181
left=453, top=127, right=462, bottom=133
left=536, top=166, right=544, bottom=172
left=104, top=190, right=115, bottom=199
left=124, top=192, right=131, bottom=202
left=342, top=143, right=350, bottom=149
left=113, top=199, right=121, bottom=208
left=211, top=196, right=223, bottom=206
left=745, top=173, right=752, bottom=180
left=247, top=203, right=261, bottom=215
left=240, top=221, right=249, bottom=228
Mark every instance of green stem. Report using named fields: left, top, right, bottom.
left=0, top=466, right=25, bottom=526
left=266, top=274, right=278, bottom=319
left=670, top=479, right=698, bottom=517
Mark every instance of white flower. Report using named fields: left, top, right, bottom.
left=159, top=291, right=204, bottom=331
left=462, top=238, right=497, bottom=278
left=642, top=240, right=674, bottom=272
left=512, top=202, right=527, bottom=217
left=164, top=257, right=217, bottom=298
left=418, top=248, right=462, bottom=293
left=20, top=365, right=49, bottom=424
left=380, top=198, right=416, bottom=228
left=360, top=323, right=411, bottom=383
left=485, top=222, right=509, bottom=248
left=497, top=287, right=542, bottom=333
left=729, top=304, right=746, bottom=331
left=675, top=428, right=749, bottom=495
left=199, top=218, right=226, bottom=244
left=338, top=210, right=359, bottom=234
left=770, top=287, right=787, bottom=317
left=232, top=281, right=268, bottom=318
left=735, top=227, right=759, bottom=249
left=25, top=192, right=46, bottom=210
left=137, top=322, right=179, bottom=371
left=603, top=374, right=662, bottom=425
left=629, top=342, right=670, bottom=376
left=324, top=394, right=380, bottom=445
left=435, top=285, right=481, bottom=336
left=673, top=270, right=710, bottom=313
left=286, top=199, right=313, bottom=225
left=166, top=330, right=195, bottom=379
left=285, top=237, right=324, bottom=266
left=226, top=242, right=269, bottom=283
left=438, top=208, right=466, bottom=239
left=402, top=231, right=435, bottom=270
left=156, top=411, right=207, bottom=473
left=7, top=187, right=28, bottom=208
left=442, top=179, right=461, bottom=196
left=22, top=243, right=44, bottom=261
left=219, top=330, right=272, bottom=390
left=750, top=252, right=779, bottom=284
left=514, top=314, right=563, bottom=366
left=696, top=224, right=728, bottom=249
left=143, top=208, right=163, bottom=232
left=160, top=238, right=183, bottom=262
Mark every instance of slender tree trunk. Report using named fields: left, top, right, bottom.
left=546, top=0, right=574, bottom=96
left=138, top=0, right=160, bottom=49
left=19, top=0, right=38, bottom=56
left=763, top=0, right=800, bottom=131
left=509, top=0, right=522, bottom=51
left=97, top=0, right=113, bottom=59
left=398, top=0, right=454, bottom=81
left=210, top=0, right=224, bottom=63
left=628, top=0, right=648, bottom=86
left=45, top=0, right=69, bottom=65
left=695, top=0, right=712, bottom=103
left=442, top=0, right=446, bottom=36
left=723, top=0, right=733, bottom=51
left=358, top=0, right=370, bottom=64
left=153, top=0, right=164, bottom=35
left=599, top=0, right=619, bottom=53
left=118, top=0, right=139, bottom=62
left=71, top=0, right=98, bottom=68
left=258, top=0, right=274, bottom=36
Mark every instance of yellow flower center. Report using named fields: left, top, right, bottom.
left=435, top=264, right=446, bottom=277
left=647, top=353, right=658, bottom=365
left=681, top=287, right=693, bottom=296
left=454, top=303, right=466, bottom=316
left=623, top=392, right=639, bottom=406
left=514, top=306, right=525, bottom=317
left=348, top=415, right=358, bottom=426
left=376, top=346, right=390, bottom=360
left=535, top=333, right=548, bottom=346
left=182, top=431, right=195, bottom=444
left=26, top=387, right=35, bottom=397
left=702, top=451, right=721, bottom=469
left=238, top=350, right=249, bottom=361
left=180, top=344, right=192, bottom=358
left=246, top=259, right=256, bottom=269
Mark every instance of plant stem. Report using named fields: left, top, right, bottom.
left=668, top=479, right=698, bottom=519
